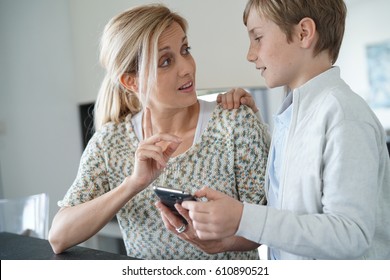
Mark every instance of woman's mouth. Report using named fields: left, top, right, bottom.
left=178, top=81, right=194, bottom=91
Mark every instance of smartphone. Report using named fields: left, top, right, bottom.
left=153, top=186, right=196, bottom=222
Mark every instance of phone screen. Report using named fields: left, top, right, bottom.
left=153, top=186, right=196, bottom=221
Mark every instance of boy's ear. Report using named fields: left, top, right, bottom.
left=120, top=73, right=138, bottom=92
left=297, top=17, right=317, bottom=48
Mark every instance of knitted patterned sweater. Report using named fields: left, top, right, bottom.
left=59, top=103, right=269, bottom=259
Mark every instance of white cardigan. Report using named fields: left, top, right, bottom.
left=237, top=67, right=390, bottom=259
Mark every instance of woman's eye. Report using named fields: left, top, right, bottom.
left=182, top=46, right=191, bottom=55
left=160, top=57, right=171, bottom=67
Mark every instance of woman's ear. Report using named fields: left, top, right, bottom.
left=120, top=73, right=138, bottom=92
left=297, top=17, right=317, bottom=49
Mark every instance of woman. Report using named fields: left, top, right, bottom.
left=48, top=4, right=269, bottom=260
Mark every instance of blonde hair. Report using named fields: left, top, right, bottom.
left=243, top=0, right=347, bottom=64
left=94, top=4, right=188, bottom=130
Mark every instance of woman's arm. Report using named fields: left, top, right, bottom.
left=48, top=176, right=143, bottom=254
left=49, top=108, right=182, bottom=254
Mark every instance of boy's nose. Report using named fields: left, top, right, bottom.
left=247, top=48, right=257, bottom=63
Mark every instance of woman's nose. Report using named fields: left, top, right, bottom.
left=178, top=56, right=195, bottom=77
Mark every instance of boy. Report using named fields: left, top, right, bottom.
left=180, top=0, right=390, bottom=259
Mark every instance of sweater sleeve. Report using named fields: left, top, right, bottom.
left=58, top=132, right=110, bottom=207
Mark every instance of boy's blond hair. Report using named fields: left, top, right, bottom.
left=243, top=0, right=347, bottom=64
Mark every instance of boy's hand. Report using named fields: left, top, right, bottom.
left=217, top=88, right=258, bottom=113
left=181, top=187, right=243, bottom=240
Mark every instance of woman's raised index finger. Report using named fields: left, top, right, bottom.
left=143, top=107, right=153, bottom=139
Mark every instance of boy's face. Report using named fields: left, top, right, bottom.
left=246, top=7, right=305, bottom=89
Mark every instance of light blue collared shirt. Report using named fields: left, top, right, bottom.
left=268, top=92, right=293, bottom=259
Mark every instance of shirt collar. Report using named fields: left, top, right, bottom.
left=274, top=91, right=293, bottom=127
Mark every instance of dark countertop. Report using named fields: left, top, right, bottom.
left=0, top=232, right=137, bottom=260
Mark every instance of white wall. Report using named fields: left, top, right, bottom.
left=338, top=0, right=390, bottom=101
left=0, top=0, right=81, bottom=221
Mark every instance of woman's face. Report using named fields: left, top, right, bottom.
left=148, top=21, right=197, bottom=111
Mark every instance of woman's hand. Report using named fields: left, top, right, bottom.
left=131, top=108, right=182, bottom=192
left=217, top=88, right=258, bottom=113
